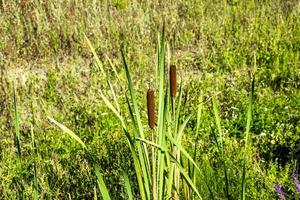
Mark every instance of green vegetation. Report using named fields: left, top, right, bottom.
left=0, top=0, right=299, bottom=199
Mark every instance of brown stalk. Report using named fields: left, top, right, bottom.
left=147, top=89, right=155, bottom=129
left=170, top=65, right=176, bottom=97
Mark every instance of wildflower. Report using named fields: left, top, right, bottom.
left=292, top=171, right=300, bottom=198
left=275, top=184, right=285, bottom=200
left=147, top=89, right=155, bottom=129
left=170, top=65, right=176, bottom=97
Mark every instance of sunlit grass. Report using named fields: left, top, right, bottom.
left=0, top=0, right=299, bottom=199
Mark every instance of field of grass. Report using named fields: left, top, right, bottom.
left=0, top=0, right=300, bottom=199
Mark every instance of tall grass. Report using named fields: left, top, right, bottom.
left=12, top=85, right=24, bottom=199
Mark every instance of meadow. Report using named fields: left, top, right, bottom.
left=0, top=0, right=299, bottom=199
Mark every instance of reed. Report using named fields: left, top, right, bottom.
left=84, top=28, right=202, bottom=199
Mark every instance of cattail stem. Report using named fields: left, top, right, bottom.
left=170, top=65, right=176, bottom=97
left=147, top=89, right=155, bottom=129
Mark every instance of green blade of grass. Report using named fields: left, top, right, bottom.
left=124, top=130, right=147, bottom=200
left=94, top=187, right=98, bottom=200
left=31, top=125, right=38, bottom=200
left=47, top=116, right=86, bottom=149
left=136, top=137, right=167, bottom=152
left=121, top=49, right=151, bottom=199
left=123, top=171, right=134, bottom=200
left=105, top=54, right=121, bottom=82
left=166, top=132, right=200, bottom=173
left=121, top=49, right=145, bottom=139
left=212, top=97, right=223, bottom=149
left=241, top=77, right=254, bottom=200
left=84, top=34, right=106, bottom=77
left=168, top=153, right=202, bottom=199
left=157, top=25, right=166, bottom=200
left=191, top=99, right=203, bottom=198
left=95, top=165, right=111, bottom=200
left=99, top=90, right=126, bottom=130
left=212, top=97, right=230, bottom=199
left=176, top=114, right=191, bottom=142
left=107, top=80, right=121, bottom=113
left=174, top=82, right=183, bottom=135
left=13, top=86, right=21, bottom=157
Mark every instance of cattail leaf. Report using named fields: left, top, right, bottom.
left=166, top=132, right=200, bottom=173
left=84, top=34, right=106, bottom=77
left=47, top=116, right=86, bottom=149
left=157, top=25, right=166, bottom=200
left=107, top=80, right=120, bottom=113
left=99, top=90, right=127, bottom=130
left=121, top=49, right=151, bottom=199
left=124, top=131, right=147, bottom=200
left=95, top=165, right=111, bottom=200
left=136, top=137, right=167, bottom=152
left=176, top=114, right=191, bottom=142
left=168, top=153, right=202, bottom=199
left=105, top=54, right=121, bottom=82
left=123, top=171, right=134, bottom=200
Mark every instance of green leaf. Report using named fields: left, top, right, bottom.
left=241, top=77, right=254, bottom=200
left=169, top=154, right=202, bottom=199
left=166, top=132, right=200, bottom=173
left=123, top=171, right=134, bottom=200
left=31, top=125, right=38, bottom=200
left=99, top=90, right=126, bottom=130
left=121, top=49, right=151, bottom=199
left=84, top=34, right=106, bottom=77
left=176, top=115, right=191, bottom=142
left=95, top=165, right=111, bottom=200
left=212, top=97, right=222, bottom=149
left=13, top=86, right=21, bottom=157
left=47, top=116, right=86, bottom=149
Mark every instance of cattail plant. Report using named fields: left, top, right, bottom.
left=147, top=89, right=155, bottom=129
left=170, top=65, right=176, bottom=98
left=48, top=29, right=203, bottom=200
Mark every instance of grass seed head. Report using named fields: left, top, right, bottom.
left=170, top=65, right=177, bottom=97
left=147, top=89, right=155, bottom=129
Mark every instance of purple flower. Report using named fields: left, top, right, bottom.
left=275, top=184, right=285, bottom=200
left=292, top=172, right=300, bottom=198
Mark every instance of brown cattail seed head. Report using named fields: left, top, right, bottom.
left=170, top=65, right=177, bottom=97
left=147, top=89, right=155, bottom=129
